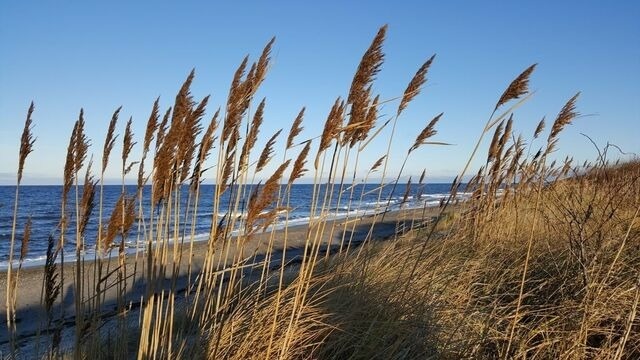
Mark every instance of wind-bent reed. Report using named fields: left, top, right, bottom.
left=5, top=102, right=35, bottom=355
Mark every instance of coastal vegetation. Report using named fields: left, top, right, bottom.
left=2, top=25, right=639, bottom=359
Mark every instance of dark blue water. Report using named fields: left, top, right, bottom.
left=0, top=183, right=463, bottom=267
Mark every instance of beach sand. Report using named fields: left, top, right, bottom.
left=0, top=206, right=439, bottom=351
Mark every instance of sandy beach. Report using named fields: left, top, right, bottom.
left=0, top=206, right=439, bottom=350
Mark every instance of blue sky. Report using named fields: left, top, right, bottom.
left=1, top=1, right=638, bottom=185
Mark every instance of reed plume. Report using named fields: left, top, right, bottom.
left=18, top=101, right=35, bottom=183
left=397, top=54, right=436, bottom=117
left=153, top=98, right=184, bottom=203
left=103, top=194, right=136, bottom=253
left=7, top=102, right=36, bottom=352
left=495, top=64, right=537, bottom=111
left=286, top=108, right=305, bottom=150
left=416, top=169, right=427, bottom=201
left=546, top=92, right=581, bottom=154
left=252, top=37, right=275, bottom=93
left=240, top=98, right=265, bottom=169
left=347, top=25, right=387, bottom=104
left=137, top=100, right=160, bottom=189
left=505, top=135, right=525, bottom=184
left=370, top=155, right=386, bottom=173
left=223, top=56, right=249, bottom=143
left=409, top=112, right=444, bottom=153
left=401, top=177, right=412, bottom=206
left=102, top=107, right=121, bottom=173
left=257, top=129, right=282, bottom=172
left=143, top=99, right=160, bottom=155
left=74, top=110, right=89, bottom=174
left=61, top=120, right=79, bottom=229
left=316, top=98, right=345, bottom=168
left=156, top=107, right=172, bottom=153
left=343, top=25, right=385, bottom=149
left=487, top=120, right=505, bottom=163
left=488, top=115, right=513, bottom=188
left=533, top=117, right=545, bottom=139
left=173, top=69, right=196, bottom=126
left=179, top=95, right=208, bottom=182
left=289, top=140, right=312, bottom=185
left=191, top=108, right=220, bottom=190
left=349, top=94, right=379, bottom=147
left=218, top=150, right=236, bottom=195
left=246, top=160, right=291, bottom=231
left=166, top=71, right=198, bottom=185
left=44, top=234, right=60, bottom=322
left=79, top=159, right=96, bottom=237
left=122, top=117, right=136, bottom=175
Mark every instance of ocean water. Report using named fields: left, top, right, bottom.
left=0, top=183, right=465, bottom=268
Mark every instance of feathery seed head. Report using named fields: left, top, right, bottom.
left=18, top=102, right=36, bottom=183
left=347, top=25, right=387, bottom=104
left=487, top=120, right=505, bottom=163
left=74, top=109, right=89, bottom=174
left=409, top=112, right=443, bottom=153
left=495, top=64, right=537, bottom=111
left=257, top=129, right=282, bottom=172
left=289, top=140, right=312, bottom=185
left=155, top=107, right=172, bottom=152
left=102, top=106, right=121, bottom=174
left=122, top=117, right=136, bottom=174
left=286, top=107, right=305, bottom=150
left=397, top=54, right=436, bottom=117
left=370, top=155, right=386, bottom=173
left=533, top=117, right=545, bottom=139
left=240, top=98, right=265, bottom=169
left=143, top=98, right=160, bottom=156
left=247, top=159, right=290, bottom=229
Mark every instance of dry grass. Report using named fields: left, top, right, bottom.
left=3, top=25, right=638, bottom=360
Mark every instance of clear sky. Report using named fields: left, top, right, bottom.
left=1, top=1, right=639, bottom=185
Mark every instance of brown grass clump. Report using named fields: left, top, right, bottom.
left=315, top=161, right=640, bottom=359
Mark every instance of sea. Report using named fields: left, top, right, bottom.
left=0, top=183, right=465, bottom=269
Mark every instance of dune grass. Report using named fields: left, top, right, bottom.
left=3, top=25, right=639, bottom=359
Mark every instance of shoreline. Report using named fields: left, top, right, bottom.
left=0, top=206, right=441, bottom=347
left=0, top=200, right=449, bottom=271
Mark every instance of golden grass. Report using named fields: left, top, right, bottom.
left=3, top=25, right=638, bottom=360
